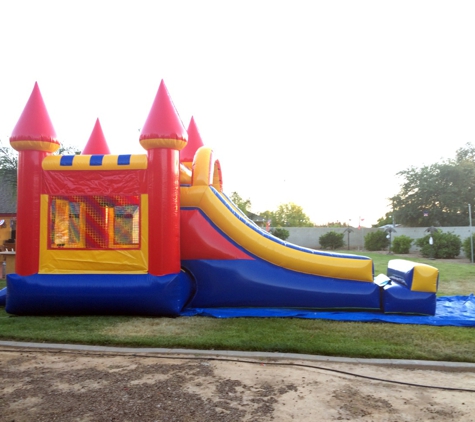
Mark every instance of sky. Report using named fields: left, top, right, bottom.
left=1, top=1, right=474, bottom=227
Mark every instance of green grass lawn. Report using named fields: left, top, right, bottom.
left=0, top=251, right=474, bottom=362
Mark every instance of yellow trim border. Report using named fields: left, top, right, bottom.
left=42, top=154, right=148, bottom=171
left=140, top=138, right=187, bottom=151
left=39, top=194, right=149, bottom=274
left=10, top=139, right=60, bottom=153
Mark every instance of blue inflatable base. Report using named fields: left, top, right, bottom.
left=181, top=295, right=475, bottom=327
left=382, top=283, right=436, bottom=315
left=5, top=272, right=194, bottom=316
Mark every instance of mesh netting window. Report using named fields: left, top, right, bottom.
left=49, top=195, right=140, bottom=249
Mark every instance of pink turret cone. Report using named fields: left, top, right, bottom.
left=139, top=80, right=187, bottom=151
left=82, top=118, right=111, bottom=155
left=10, top=82, right=60, bottom=153
left=181, top=117, right=204, bottom=168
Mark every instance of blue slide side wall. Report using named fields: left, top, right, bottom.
left=183, top=258, right=381, bottom=311
left=383, top=283, right=436, bottom=315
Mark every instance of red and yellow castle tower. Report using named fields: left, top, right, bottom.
left=10, top=83, right=60, bottom=276
left=140, top=80, right=187, bottom=276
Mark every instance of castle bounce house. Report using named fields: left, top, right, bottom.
left=1, top=82, right=439, bottom=316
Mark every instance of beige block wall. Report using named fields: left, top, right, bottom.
left=285, top=226, right=475, bottom=257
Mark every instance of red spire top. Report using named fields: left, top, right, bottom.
left=181, top=116, right=205, bottom=163
left=139, top=80, right=187, bottom=151
left=82, top=118, right=111, bottom=155
left=10, top=82, right=60, bottom=152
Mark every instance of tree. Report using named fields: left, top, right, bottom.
left=315, top=221, right=346, bottom=228
left=271, top=227, right=289, bottom=241
left=415, top=232, right=461, bottom=259
left=462, top=233, right=475, bottom=260
left=319, top=231, right=344, bottom=250
left=374, top=212, right=393, bottom=227
left=230, top=192, right=252, bottom=216
left=390, top=159, right=475, bottom=227
left=229, top=196, right=314, bottom=228
left=391, top=235, right=413, bottom=254
left=455, top=142, right=475, bottom=163
left=364, top=231, right=389, bottom=251
left=270, top=203, right=314, bottom=227
left=0, top=142, right=18, bottom=190
left=258, top=210, right=274, bottom=224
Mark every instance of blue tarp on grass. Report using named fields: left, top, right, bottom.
left=181, top=295, right=475, bottom=327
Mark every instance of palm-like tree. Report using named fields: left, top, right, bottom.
left=0, top=143, right=18, bottom=190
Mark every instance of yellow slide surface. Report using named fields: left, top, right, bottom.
left=180, top=184, right=374, bottom=283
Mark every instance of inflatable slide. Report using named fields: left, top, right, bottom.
left=179, top=148, right=380, bottom=310
left=179, top=147, right=438, bottom=314
left=0, top=81, right=439, bottom=316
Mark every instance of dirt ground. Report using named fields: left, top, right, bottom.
left=1, top=347, right=475, bottom=422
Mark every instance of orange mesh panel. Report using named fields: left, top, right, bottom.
left=49, top=195, right=140, bottom=249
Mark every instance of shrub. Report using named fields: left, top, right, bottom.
left=391, top=235, right=413, bottom=254
left=319, top=231, right=344, bottom=250
left=462, top=234, right=475, bottom=260
left=414, top=231, right=461, bottom=259
left=364, top=231, right=389, bottom=251
left=271, top=227, right=290, bottom=241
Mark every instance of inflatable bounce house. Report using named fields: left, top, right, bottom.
left=0, top=81, right=439, bottom=316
